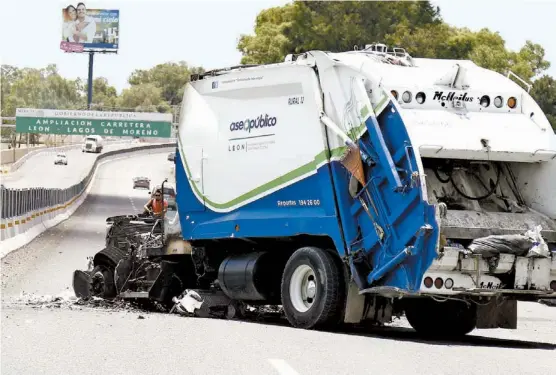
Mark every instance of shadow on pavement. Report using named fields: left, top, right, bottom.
left=338, top=324, right=556, bottom=350
left=232, top=314, right=556, bottom=351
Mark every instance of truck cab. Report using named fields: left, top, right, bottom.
left=82, top=135, right=103, bottom=153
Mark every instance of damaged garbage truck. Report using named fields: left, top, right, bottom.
left=73, top=43, right=556, bottom=336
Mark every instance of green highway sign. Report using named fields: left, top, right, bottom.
left=15, top=108, right=173, bottom=138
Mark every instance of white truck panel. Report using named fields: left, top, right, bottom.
left=402, top=109, right=556, bottom=162
left=179, top=64, right=328, bottom=212
left=325, top=52, right=556, bottom=163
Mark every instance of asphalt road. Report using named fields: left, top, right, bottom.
left=2, top=152, right=556, bottom=375
left=1, top=141, right=164, bottom=189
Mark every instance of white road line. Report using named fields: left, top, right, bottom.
left=268, top=359, right=301, bottom=375
left=129, top=196, right=137, bottom=211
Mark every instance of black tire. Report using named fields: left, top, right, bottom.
left=281, top=246, right=346, bottom=329
left=90, top=265, right=117, bottom=299
left=404, top=298, right=477, bottom=337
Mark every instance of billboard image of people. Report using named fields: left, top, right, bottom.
left=60, top=3, right=119, bottom=53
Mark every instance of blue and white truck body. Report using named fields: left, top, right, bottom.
left=76, top=44, right=556, bottom=337
left=166, top=44, right=556, bottom=335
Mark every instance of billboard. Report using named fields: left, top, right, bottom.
left=16, top=109, right=173, bottom=138
left=61, top=3, right=119, bottom=53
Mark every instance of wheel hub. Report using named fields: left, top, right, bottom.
left=289, top=264, right=317, bottom=313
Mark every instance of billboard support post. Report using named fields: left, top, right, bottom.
left=87, top=52, right=95, bottom=110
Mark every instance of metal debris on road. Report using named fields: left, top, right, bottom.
left=7, top=290, right=286, bottom=324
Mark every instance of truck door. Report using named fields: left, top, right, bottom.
left=312, top=54, right=440, bottom=292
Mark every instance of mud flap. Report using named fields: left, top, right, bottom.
left=476, top=298, right=518, bottom=329
left=72, top=270, right=93, bottom=299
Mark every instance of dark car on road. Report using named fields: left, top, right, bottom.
left=133, top=176, right=151, bottom=190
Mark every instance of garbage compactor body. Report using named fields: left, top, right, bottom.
left=74, top=44, right=556, bottom=336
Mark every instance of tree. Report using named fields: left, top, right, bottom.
left=1, top=64, right=86, bottom=146
left=117, top=83, right=171, bottom=113
left=530, top=75, right=556, bottom=130
left=237, top=0, right=442, bottom=64
left=508, top=41, right=551, bottom=82
left=128, top=61, right=205, bottom=106
left=238, top=1, right=551, bottom=88
left=85, top=77, right=119, bottom=110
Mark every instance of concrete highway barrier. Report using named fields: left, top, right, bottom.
left=0, top=142, right=176, bottom=257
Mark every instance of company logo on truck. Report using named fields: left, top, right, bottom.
left=433, top=91, right=473, bottom=103
left=229, top=114, right=277, bottom=133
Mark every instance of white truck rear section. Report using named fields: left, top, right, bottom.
left=169, top=44, right=556, bottom=335
left=289, top=47, right=556, bottom=309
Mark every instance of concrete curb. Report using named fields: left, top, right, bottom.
left=0, top=144, right=175, bottom=258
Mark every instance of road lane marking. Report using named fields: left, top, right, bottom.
left=268, top=359, right=301, bottom=375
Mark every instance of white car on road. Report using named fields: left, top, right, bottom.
left=54, top=152, right=68, bottom=165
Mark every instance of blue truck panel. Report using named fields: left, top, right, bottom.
left=174, top=148, right=347, bottom=252
left=174, top=96, right=440, bottom=294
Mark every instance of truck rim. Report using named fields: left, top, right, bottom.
left=289, top=264, right=317, bottom=313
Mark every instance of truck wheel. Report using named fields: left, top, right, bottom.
left=90, top=265, right=117, bottom=299
left=281, top=247, right=346, bottom=329
left=404, top=298, right=477, bottom=337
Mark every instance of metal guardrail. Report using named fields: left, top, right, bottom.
left=0, top=142, right=177, bottom=232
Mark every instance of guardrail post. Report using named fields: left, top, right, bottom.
left=7, top=189, right=12, bottom=218
left=14, top=189, right=19, bottom=218
left=0, top=185, right=5, bottom=219
left=23, top=188, right=28, bottom=219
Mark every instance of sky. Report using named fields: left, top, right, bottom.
left=1, top=0, right=555, bottom=94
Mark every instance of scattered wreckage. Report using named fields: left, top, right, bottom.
left=72, top=200, right=283, bottom=320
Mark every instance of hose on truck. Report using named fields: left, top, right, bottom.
left=433, top=162, right=501, bottom=201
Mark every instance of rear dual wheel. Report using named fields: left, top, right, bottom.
left=404, top=298, right=477, bottom=337
left=281, top=247, right=347, bottom=329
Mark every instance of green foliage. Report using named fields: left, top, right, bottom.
left=128, top=61, right=205, bottom=106
left=237, top=0, right=442, bottom=64
left=237, top=1, right=550, bottom=81
left=118, top=83, right=167, bottom=112
left=530, top=75, right=556, bottom=130
left=1, top=64, right=85, bottom=118
left=237, top=0, right=554, bottom=128
left=1, top=60, right=205, bottom=119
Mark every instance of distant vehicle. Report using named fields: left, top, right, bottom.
left=132, top=176, right=151, bottom=190
left=82, top=135, right=104, bottom=153
left=151, top=183, right=176, bottom=210
left=167, top=152, right=175, bottom=162
left=54, top=152, right=68, bottom=165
